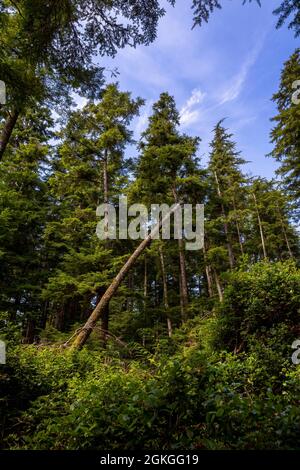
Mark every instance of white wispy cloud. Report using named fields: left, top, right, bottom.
left=180, top=89, right=206, bottom=127
left=218, top=37, right=265, bottom=105
left=71, top=0, right=277, bottom=177
left=178, top=33, right=265, bottom=135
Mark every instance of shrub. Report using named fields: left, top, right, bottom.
left=213, top=261, right=300, bottom=352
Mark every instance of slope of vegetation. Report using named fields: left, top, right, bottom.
left=1, top=261, right=300, bottom=450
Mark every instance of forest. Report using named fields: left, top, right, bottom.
left=0, top=0, right=300, bottom=452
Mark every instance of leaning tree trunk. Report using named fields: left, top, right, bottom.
left=159, top=244, right=172, bottom=337
left=0, top=109, right=20, bottom=160
left=69, top=203, right=181, bottom=350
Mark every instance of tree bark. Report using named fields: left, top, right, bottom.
left=0, top=109, right=20, bottom=160
left=23, top=319, right=35, bottom=344
left=143, top=256, right=148, bottom=305
left=213, top=269, right=223, bottom=302
left=214, top=171, right=235, bottom=268
left=103, top=150, right=109, bottom=233
left=203, top=240, right=214, bottom=298
left=172, top=186, right=188, bottom=321
left=276, top=203, right=293, bottom=259
left=252, top=192, right=267, bottom=259
left=232, top=197, right=244, bottom=256
left=126, top=273, right=134, bottom=310
left=159, top=244, right=172, bottom=337
left=178, top=238, right=188, bottom=322
left=54, top=307, right=65, bottom=331
left=69, top=203, right=180, bottom=349
left=142, top=255, right=148, bottom=347
left=100, top=149, right=110, bottom=347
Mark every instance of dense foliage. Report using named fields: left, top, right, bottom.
left=1, top=261, right=300, bottom=450
left=0, top=0, right=299, bottom=452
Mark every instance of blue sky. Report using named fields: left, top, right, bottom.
left=96, top=0, right=297, bottom=179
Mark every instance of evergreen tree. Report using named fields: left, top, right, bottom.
left=44, top=84, right=143, bottom=340
left=134, top=92, right=201, bottom=322
left=192, top=1, right=300, bottom=38
left=0, top=107, right=52, bottom=342
left=246, top=178, right=299, bottom=261
left=0, top=0, right=172, bottom=159
left=206, top=120, right=247, bottom=273
left=269, top=49, right=300, bottom=219
left=273, top=0, right=300, bottom=36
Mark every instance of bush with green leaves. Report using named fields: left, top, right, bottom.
left=3, top=346, right=207, bottom=450
left=213, top=260, right=300, bottom=352
left=0, top=346, right=105, bottom=446
left=3, top=336, right=300, bottom=450
left=2, top=261, right=300, bottom=450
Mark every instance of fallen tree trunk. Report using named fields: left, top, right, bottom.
left=68, top=202, right=181, bottom=350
